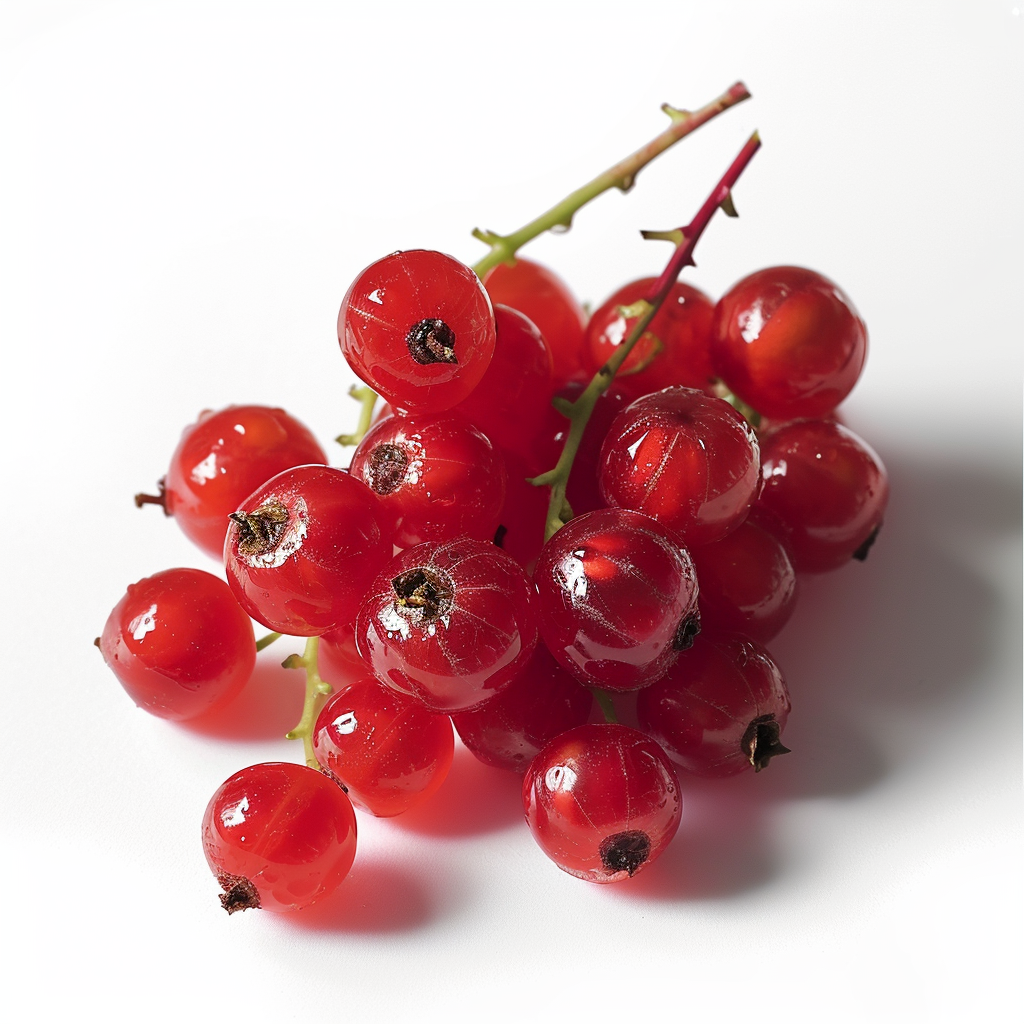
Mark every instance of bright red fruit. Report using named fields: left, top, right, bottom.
left=138, top=405, right=327, bottom=560
left=711, top=266, right=867, bottom=420
left=533, top=508, right=700, bottom=691
left=99, top=568, right=255, bottom=721
left=339, top=250, right=496, bottom=414
left=313, top=677, right=454, bottom=816
left=202, top=762, right=356, bottom=913
left=224, top=465, right=392, bottom=636
left=523, top=723, right=682, bottom=882
left=599, top=387, right=761, bottom=547
left=755, top=418, right=888, bottom=573
left=637, top=634, right=791, bottom=777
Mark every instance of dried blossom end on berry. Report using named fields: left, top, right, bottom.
left=228, top=501, right=289, bottom=558
left=673, top=612, right=702, bottom=651
left=217, top=873, right=261, bottom=914
left=741, top=713, right=791, bottom=772
left=367, top=443, right=409, bottom=495
left=391, top=567, right=454, bottom=624
left=406, top=318, right=458, bottom=365
left=599, top=830, right=652, bottom=877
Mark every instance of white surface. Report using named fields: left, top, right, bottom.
left=1, top=2, right=1020, bottom=1021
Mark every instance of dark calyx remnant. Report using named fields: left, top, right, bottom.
left=391, top=567, right=455, bottom=625
left=741, top=713, right=791, bottom=772
left=493, top=523, right=508, bottom=548
left=406, top=318, right=458, bottom=365
left=217, top=873, right=261, bottom=914
left=229, top=500, right=289, bottom=558
left=134, top=476, right=170, bottom=516
left=852, top=523, right=882, bottom=562
left=673, top=611, right=701, bottom=651
left=600, top=830, right=652, bottom=877
left=368, top=443, right=409, bottom=495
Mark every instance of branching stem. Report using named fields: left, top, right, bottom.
left=336, top=384, right=378, bottom=447
left=255, top=631, right=282, bottom=652
left=283, top=637, right=332, bottom=770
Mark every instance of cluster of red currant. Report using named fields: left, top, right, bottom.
left=98, top=86, right=888, bottom=914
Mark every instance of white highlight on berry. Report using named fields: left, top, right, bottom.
left=128, top=603, right=158, bottom=641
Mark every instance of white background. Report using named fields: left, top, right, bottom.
left=1, top=2, right=1020, bottom=1021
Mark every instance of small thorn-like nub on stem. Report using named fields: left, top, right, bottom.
left=335, top=384, right=379, bottom=447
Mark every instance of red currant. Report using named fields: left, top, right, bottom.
left=99, top=568, right=255, bottom=721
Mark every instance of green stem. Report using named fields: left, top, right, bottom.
left=530, top=131, right=762, bottom=541
left=335, top=384, right=378, bottom=446
left=255, top=631, right=282, bottom=652
left=283, top=637, right=332, bottom=770
left=469, top=82, right=751, bottom=279
left=591, top=688, right=618, bottom=725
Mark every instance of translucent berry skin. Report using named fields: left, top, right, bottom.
left=224, top=465, right=393, bottom=636
left=689, top=519, right=798, bottom=643
left=599, top=387, right=761, bottom=547
left=756, top=418, right=889, bottom=573
left=637, top=634, right=791, bottom=778
left=99, top=568, right=255, bottom=721
left=711, top=266, right=867, bottom=420
left=339, top=250, right=496, bottom=414
left=159, top=405, right=327, bottom=560
left=534, top=508, right=700, bottom=691
left=523, top=723, right=682, bottom=883
left=202, top=762, right=356, bottom=914
left=452, top=645, right=593, bottom=772
left=355, top=538, right=539, bottom=713
left=483, top=256, right=588, bottom=386
left=585, top=278, right=716, bottom=399
left=348, top=412, right=507, bottom=548
left=312, top=677, right=454, bottom=817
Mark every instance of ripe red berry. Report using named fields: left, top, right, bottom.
left=711, top=266, right=867, bottom=420
left=355, top=538, right=539, bottom=712
left=599, top=387, right=761, bottom=547
left=533, top=508, right=700, bottom=691
left=523, top=723, right=682, bottom=882
left=312, top=678, right=454, bottom=817
left=202, top=762, right=357, bottom=913
left=339, top=250, right=496, bottom=414
left=137, top=405, right=327, bottom=560
left=637, top=633, right=791, bottom=777
left=99, top=568, right=255, bottom=721
left=224, top=465, right=393, bottom=636
left=755, top=418, right=888, bottom=573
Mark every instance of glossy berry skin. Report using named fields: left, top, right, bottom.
left=202, top=762, right=357, bottom=914
left=224, top=465, right=392, bottom=636
left=637, top=634, right=791, bottom=777
left=155, top=405, right=327, bottom=560
left=689, top=519, right=798, bottom=643
left=348, top=412, right=506, bottom=548
left=99, top=568, right=255, bottom=721
left=339, top=250, right=496, bottom=414
left=756, top=418, right=888, bottom=573
left=355, top=538, right=539, bottom=713
left=312, top=677, right=454, bottom=816
left=452, top=645, right=593, bottom=772
left=483, top=256, right=588, bottom=386
left=711, top=266, right=867, bottom=420
left=599, top=387, right=761, bottom=547
left=585, top=278, right=716, bottom=399
left=534, top=508, right=700, bottom=691
left=523, top=723, right=682, bottom=883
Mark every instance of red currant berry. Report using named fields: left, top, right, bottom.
left=136, top=405, right=327, bottom=560
left=318, top=621, right=365, bottom=686
left=637, top=634, right=791, bottom=777
left=689, top=519, right=798, bottom=643
left=492, top=452, right=550, bottom=571
left=355, top=538, right=539, bottom=713
left=312, top=677, right=454, bottom=817
left=339, top=250, right=495, bottom=414
left=452, top=645, right=593, bottom=772
left=224, top=465, right=393, bottom=636
left=599, top=387, right=761, bottom=547
left=99, top=568, right=255, bottom=721
left=585, top=279, right=715, bottom=399
left=534, top=508, right=700, bottom=691
left=202, top=762, right=356, bottom=913
left=755, top=418, right=888, bottom=573
left=348, top=412, right=507, bottom=548
left=523, top=723, right=682, bottom=882
left=711, top=266, right=868, bottom=420
left=483, top=256, right=588, bottom=386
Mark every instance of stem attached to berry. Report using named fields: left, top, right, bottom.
left=591, top=688, right=619, bottom=725
left=530, top=131, right=762, bottom=540
left=335, top=384, right=379, bottom=447
left=255, top=631, right=282, bottom=652
left=470, top=82, right=751, bottom=278
left=283, top=637, right=332, bottom=770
